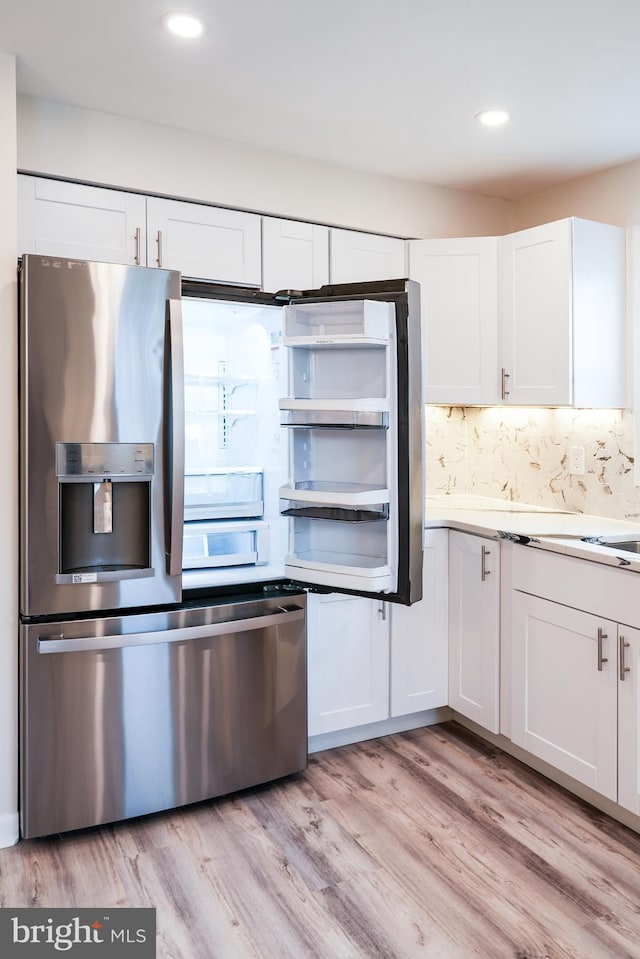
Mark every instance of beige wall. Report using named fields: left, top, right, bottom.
left=510, top=158, right=640, bottom=230
left=17, top=97, right=510, bottom=239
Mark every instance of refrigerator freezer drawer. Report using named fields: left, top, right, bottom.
left=20, top=593, right=307, bottom=838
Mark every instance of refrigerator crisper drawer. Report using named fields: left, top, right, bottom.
left=184, top=468, right=264, bottom=520
left=182, top=519, right=269, bottom=569
left=20, top=593, right=307, bottom=839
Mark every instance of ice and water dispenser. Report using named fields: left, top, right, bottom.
left=56, top=442, right=154, bottom=581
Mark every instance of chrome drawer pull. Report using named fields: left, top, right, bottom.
left=620, top=635, right=631, bottom=682
left=597, top=627, right=608, bottom=671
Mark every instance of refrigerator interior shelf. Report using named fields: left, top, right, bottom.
left=184, top=374, right=258, bottom=386
left=280, top=505, right=389, bottom=523
left=285, top=549, right=391, bottom=575
left=280, top=409, right=388, bottom=429
left=279, top=397, right=389, bottom=412
left=279, top=481, right=390, bottom=506
left=284, top=335, right=388, bottom=348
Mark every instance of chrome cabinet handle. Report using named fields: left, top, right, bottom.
left=597, top=627, right=608, bottom=671
left=379, top=602, right=387, bottom=621
left=134, top=226, right=141, bottom=265
left=481, top=545, right=491, bottom=581
left=620, top=635, right=631, bottom=681
left=157, top=229, right=163, bottom=267
left=501, top=368, right=510, bottom=400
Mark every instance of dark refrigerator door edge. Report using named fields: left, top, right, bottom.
left=286, top=279, right=424, bottom=607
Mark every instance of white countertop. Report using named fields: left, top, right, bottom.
left=425, top=494, right=640, bottom=571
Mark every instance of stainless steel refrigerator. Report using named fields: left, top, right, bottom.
left=19, top=256, right=307, bottom=839
left=19, top=255, right=423, bottom=839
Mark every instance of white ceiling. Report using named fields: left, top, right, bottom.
left=3, top=0, right=640, bottom=200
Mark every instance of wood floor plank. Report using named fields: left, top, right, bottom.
left=1, top=721, right=639, bottom=958
left=393, top=726, right=640, bottom=915
left=242, top=779, right=383, bottom=892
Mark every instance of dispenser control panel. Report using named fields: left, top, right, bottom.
left=56, top=442, right=154, bottom=479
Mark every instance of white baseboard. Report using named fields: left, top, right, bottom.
left=308, top=706, right=453, bottom=754
left=0, top=811, right=20, bottom=848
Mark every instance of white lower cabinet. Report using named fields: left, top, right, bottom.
left=511, top=593, right=618, bottom=800
left=390, top=530, right=448, bottom=716
left=307, top=535, right=449, bottom=739
left=510, top=546, right=640, bottom=815
left=618, top=625, right=640, bottom=815
left=448, top=530, right=500, bottom=733
left=307, top=592, right=389, bottom=736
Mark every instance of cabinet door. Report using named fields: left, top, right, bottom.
left=618, top=625, right=640, bottom=815
left=390, top=530, right=448, bottom=716
left=330, top=228, right=406, bottom=283
left=18, top=175, right=146, bottom=265
left=307, top=592, right=389, bottom=736
left=409, top=237, right=499, bottom=405
left=262, top=217, right=329, bottom=292
left=511, top=592, right=617, bottom=800
left=146, top=197, right=261, bottom=284
left=499, top=219, right=572, bottom=405
left=448, top=531, right=500, bottom=732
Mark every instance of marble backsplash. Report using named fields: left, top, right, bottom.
left=426, top=405, right=640, bottom=520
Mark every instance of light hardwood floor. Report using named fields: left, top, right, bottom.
left=2, top=722, right=640, bottom=958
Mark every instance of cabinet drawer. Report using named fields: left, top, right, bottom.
left=512, top=544, right=640, bottom=625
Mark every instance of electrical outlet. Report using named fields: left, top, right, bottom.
left=569, top=446, right=586, bottom=475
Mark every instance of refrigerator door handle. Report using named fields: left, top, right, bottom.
left=166, top=298, right=185, bottom=576
left=36, top=605, right=305, bottom=654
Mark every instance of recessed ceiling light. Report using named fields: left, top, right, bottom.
left=162, top=12, right=205, bottom=39
left=476, top=109, right=510, bottom=127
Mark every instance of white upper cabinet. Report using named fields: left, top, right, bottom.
left=18, top=175, right=146, bottom=265
left=146, top=197, right=261, bottom=285
left=500, top=218, right=626, bottom=407
left=409, top=237, right=499, bottom=405
left=262, top=217, right=329, bottom=293
left=330, top=228, right=406, bottom=283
